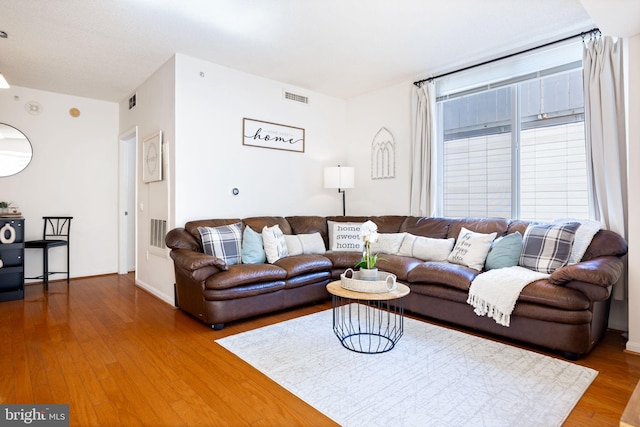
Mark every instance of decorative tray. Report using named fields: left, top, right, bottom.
left=340, top=268, right=397, bottom=293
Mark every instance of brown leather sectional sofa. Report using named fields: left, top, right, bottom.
left=165, top=215, right=627, bottom=358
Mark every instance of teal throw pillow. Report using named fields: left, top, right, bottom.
left=241, top=226, right=266, bottom=264
left=485, top=231, right=523, bottom=270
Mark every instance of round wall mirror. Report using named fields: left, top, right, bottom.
left=0, top=123, right=33, bottom=177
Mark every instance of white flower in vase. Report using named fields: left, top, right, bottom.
left=357, top=220, right=380, bottom=270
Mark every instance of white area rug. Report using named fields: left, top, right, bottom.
left=216, top=306, right=597, bottom=427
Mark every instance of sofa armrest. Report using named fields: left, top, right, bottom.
left=548, top=256, right=624, bottom=287
left=166, top=227, right=200, bottom=251
left=170, top=249, right=228, bottom=282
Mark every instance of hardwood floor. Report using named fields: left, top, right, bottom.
left=1, top=273, right=639, bottom=426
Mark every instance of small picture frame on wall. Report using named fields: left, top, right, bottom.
left=242, top=118, right=305, bottom=153
left=143, top=131, right=162, bottom=183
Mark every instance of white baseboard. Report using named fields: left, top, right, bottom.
left=626, top=341, right=640, bottom=355
left=134, top=278, right=175, bottom=306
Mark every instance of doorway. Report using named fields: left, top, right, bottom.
left=119, top=127, right=137, bottom=274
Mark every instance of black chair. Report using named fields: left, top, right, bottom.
left=25, top=216, right=72, bottom=290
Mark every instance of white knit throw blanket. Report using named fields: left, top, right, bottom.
left=467, top=266, right=550, bottom=327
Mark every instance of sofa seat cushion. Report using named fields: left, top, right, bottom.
left=205, top=264, right=287, bottom=290
left=405, top=284, right=593, bottom=331
left=374, top=255, right=423, bottom=281
left=274, top=254, right=332, bottom=278
left=203, top=281, right=286, bottom=301
left=408, top=262, right=590, bottom=311
left=324, top=251, right=362, bottom=270
left=408, top=284, right=593, bottom=324
left=285, top=271, right=332, bottom=289
left=407, top=261, right=480, bottom=291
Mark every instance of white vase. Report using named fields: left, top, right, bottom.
left=358, top=267, right=378, bottom=281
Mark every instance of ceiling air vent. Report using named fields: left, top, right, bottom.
left=283, top=90, right=309, bottom=105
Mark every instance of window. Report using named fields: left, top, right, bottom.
left=435, top=44, right=588, bottom=221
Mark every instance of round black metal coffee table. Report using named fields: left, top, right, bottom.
left=326, top=280, right=410, bottom=354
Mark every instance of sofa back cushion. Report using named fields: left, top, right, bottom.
left=506, top=220, right=530, bottom=235
left=286, top=216, right=329, bottom=247
left=400, top=217, right=450, bottom=239
left=447, top=218, right=509, bottom=240
left=244, top=217, right=292, bottom=235
left=368, top=216, right=407, bottom=233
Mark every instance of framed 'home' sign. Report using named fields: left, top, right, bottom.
left=242, top=118, right=305, bottom=153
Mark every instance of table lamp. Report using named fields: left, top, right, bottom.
left=324, top=165, right=354, bottom=216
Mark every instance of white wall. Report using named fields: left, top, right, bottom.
left=626, top=33, right=640, bottom=351
left=173, top=54, right=348, bottom=224
left=0, top=86, right=119, bottom=281
left=121, top=54, right=350, bottom=304
left=344, top=81, right=414, bottom=215
left=118, top=57, right=176, bottom=304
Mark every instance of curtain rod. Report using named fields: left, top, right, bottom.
left=413, top=27, right=600, bottom=88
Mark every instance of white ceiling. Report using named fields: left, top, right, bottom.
left=0, top=0, right=613, bottom=103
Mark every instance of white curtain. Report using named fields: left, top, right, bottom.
left=410, top=82, right=436, bottom=217
left=583, top=36, right=628, bottom=300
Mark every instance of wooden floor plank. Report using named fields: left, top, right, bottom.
left=1, top=273, right=639, bottom=426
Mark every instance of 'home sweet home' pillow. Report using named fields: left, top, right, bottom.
left=327, top=221, right=364, bottom=252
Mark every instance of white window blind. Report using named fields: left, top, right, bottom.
left=436, top=41, right=588, bottom=221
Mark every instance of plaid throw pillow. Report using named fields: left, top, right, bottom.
left=198, top=222, right=243, bottom=265
left=519, top=222, right=581, bottom=274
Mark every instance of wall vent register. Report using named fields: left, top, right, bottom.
left=283, top=91, right=308, bottom=104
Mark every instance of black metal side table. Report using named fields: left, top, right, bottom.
left=326, top=281, right=410, bottom=354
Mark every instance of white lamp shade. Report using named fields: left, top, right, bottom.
left=324, top=166, right=354, bottom=189
left=0, top=73, right=9, bottom=89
